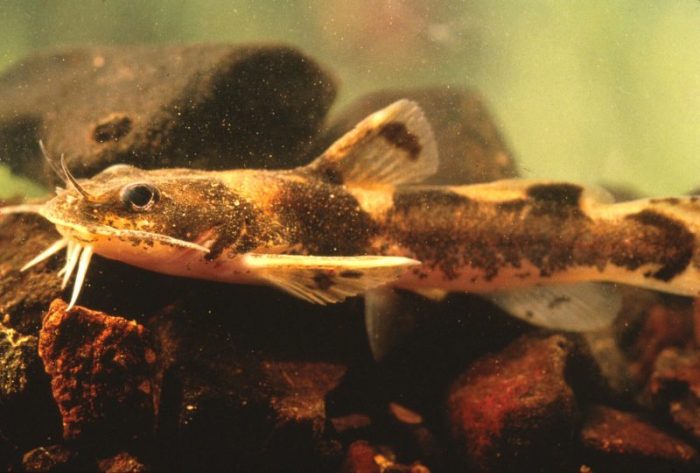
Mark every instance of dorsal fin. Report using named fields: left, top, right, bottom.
left=304, top=100, right=439, bottom=187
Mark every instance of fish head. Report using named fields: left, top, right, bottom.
left=39, top=163, right=255, bottom=264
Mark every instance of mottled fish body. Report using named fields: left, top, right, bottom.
left=3, top=100, right=699, bottom=342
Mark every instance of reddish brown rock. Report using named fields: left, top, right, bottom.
left=97, top=451, right=147, bottom=473
left=341, top=441, right=430, bottom=473
left=447, top=334, right=580, bottom=472
left=581, top=405, right=699, bottom=472
left=261, top=360, right=346, bottom=429
left=648, top=347, right=700, bottom=441
left=38, top=299, right=157, bottom=441
left=343, top=441, right=381, bottom=473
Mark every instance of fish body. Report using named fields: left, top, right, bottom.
left=3, top=100, right=699, bottom=337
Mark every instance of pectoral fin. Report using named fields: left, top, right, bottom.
left=488, top=282, right=621, bottom=331
left=243, top=254, right=420, bottom=304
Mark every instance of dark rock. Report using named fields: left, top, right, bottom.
left=0, top=44, right=336, bottom=182
left=648, top=347, right=700, bottom=441
left=0, top=323, right=60, bottom=452
left=620, top=296, right=694, bottom=386
left=38, top=299, right=157, bottom=442
left=313, top=87, right=518, bottom=185
left=0, top=213, right=63, bottom=333
left=97, top=451, right=147, bottom=473
left=0, top=323, right=40, bottom=402
left=150, top=296, right=354, bottom=472
left=447, top=334, right=580, bottom=472
left=580, top=405, right=699, bottom=472
left=21, top=444, right=82, bottom=472
left=364, top=292, right=532, bottom=415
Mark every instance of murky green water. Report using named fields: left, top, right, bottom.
left=1, top=0, right=698, bottom=197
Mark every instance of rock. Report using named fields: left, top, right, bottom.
left=0, top=213, right=63, bottom=333
left=648, top=347, right=700, bottom=441
left=447, top=334, right=581, bottom=472
left=0, top=44, right=336, bottom=182
left=97, top=451, right=147, bottom=473
left=363, top=292, right=532, bottom=414
left=151, top=295, right=356, bottom=472
left=342, top=441, right=381, bottom=473
left=0, top=323, right=41, bottom=402
left=0, top=323, right=60, bottom=452
left=342, top=441, right=431, bottom=473
left=313, top=87, right=518, bottom=185
left=580, top=405, right=699, bottom=472
left=38, top=299, right=157, bottom=441
left=622, top=297, right=694, bottom=386
left=21, top=444, right=83, bottom=472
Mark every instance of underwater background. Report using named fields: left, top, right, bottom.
left=0, top=0, right=698, bottom=197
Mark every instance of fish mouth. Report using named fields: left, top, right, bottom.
left=22, top=214, right=210, bottom=310
left=43, top=212, right=212, bottom=253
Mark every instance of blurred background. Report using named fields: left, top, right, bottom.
left=0, top=0, right=698, bottom=197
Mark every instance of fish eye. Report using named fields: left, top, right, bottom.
left=120, top=183, right=160, bottom=211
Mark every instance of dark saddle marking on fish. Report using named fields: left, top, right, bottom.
left=625, top=209, right=694, bottom=281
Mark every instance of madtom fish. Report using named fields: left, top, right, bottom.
left=3, top=100, right=699, bottom=337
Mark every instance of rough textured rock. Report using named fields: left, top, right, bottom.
left=648, top=347, right=700, bottom=441
left=341, top=441, right=430, bottom=473
left=623, top=298, right=694, bottom=385
left=314, top=87, right=518, bottom=185
left=97, top=451, right=147, bottom=473
left=581, top=405, right=699, bottom=472
left=150, top=294, right=358, bottom=472
left=0, top=213, right=63, bottom=332
left=0, top=322, right=60, bottom=456
left=38, top=299, right=157, bottom=441
left=0, top=44, right=336, bottom=182
left=0, top=323, right=40, bottom=402
left=22, top=444, right=84, bottom=472
left=447, top=334, right=581, bottom=472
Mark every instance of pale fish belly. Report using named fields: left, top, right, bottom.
left=390, top=252, right=700, bottom=297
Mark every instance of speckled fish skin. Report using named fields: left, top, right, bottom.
left=37, top=161, right=700, bottom=298
left=11, top=99, right=700, bottom=310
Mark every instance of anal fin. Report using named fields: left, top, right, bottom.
left=487, top=282, right=621, bottom=331
left=243, top=254, right=419, bottom=305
